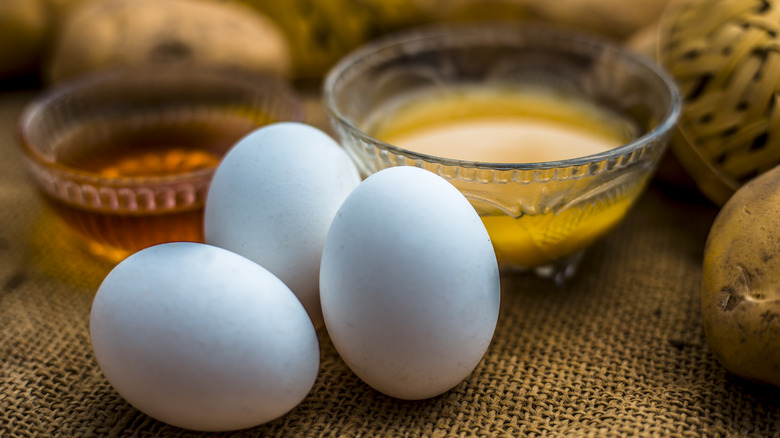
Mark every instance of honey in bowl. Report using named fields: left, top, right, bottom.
left=44, top=112, right=258, bottom=256
left=367, top=84, right=639, bottom=268
left=19, top=67, right=303, bottom=262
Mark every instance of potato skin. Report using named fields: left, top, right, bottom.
left=0, top=0, right=50, bottom=77
left=45, top=0, right=291, bottom=85
left=702, top=165, right=780, bottom=387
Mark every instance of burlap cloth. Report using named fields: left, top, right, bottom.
left=1, top=83, right=779, bottom=438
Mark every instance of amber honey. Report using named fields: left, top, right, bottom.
left=43, top=110, right=264, bottom=259
left=369, top=85, right=639, bottom=267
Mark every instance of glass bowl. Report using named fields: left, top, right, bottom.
left=18, top=66, right=304, bottom=262
left=323, top=22, right=681, bottom=284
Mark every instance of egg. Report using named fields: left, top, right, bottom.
left=204, top=122, right=361, bottom=329
left=89, top=242, right=320, bottom=432
left=320, top=166, right=501, bottom=400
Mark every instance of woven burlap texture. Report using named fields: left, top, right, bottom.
left=1, top=90, right=779, bottom=437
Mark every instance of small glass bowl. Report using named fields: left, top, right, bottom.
left=323, top=22, right=681, bottom=284
left=18, top=66, right=304, bottom=262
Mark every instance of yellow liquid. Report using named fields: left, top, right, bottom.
left=481, top=194, right=637, bottom=268
left=369, top=85, right=639, bottom=268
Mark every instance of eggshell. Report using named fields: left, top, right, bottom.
left=89, top=242, right=320, bottom=432
left=320, top=166, right=501, bottom=400
left=204, top=122, right=361, bottom=329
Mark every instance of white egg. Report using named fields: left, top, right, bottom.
left=89, top=242, right=320, bottom=432
left=320, top=166, right=501, bottom=400
left=204, top=122, right=361, bottom=329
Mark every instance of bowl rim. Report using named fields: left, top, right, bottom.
left=17, top=66, right=304, bottom=186
left=322, top=21, right=682, bottom=171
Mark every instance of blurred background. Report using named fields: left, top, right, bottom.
left=0, top=0, right=670, bottom=85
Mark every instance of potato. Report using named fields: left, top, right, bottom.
left=46, top=0, right=99, bottom=20
left=702, top=164, right=780, bottom=387
left=45, top=0, right=292, bottom=85
left=0, top=0, right=50, bottom=77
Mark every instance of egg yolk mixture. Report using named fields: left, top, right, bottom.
left=369, top=85, right=639, bottom=268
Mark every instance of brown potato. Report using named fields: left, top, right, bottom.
left=0, top=0, right=50, bottom=77
left=45, top=0, right=292, bottom=85
left=702, top=164, right=780, bottom=387
left=46, top=0, right=99, bottom=21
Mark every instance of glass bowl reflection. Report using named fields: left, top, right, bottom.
left=18, top=66, right=304, bottom=262
left=323, top=22, right=681, bottom=284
